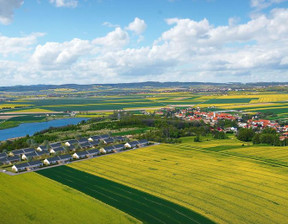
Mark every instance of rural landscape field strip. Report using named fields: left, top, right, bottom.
left=37, top=166, right=215, bottom=224
left=79, top=154, right=288, bottom=221
left=0, top=173, right=140, bottom=224
left=70, top=143, right=288, bottom=224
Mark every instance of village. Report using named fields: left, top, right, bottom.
left=155, top=107, right=288, bottom=140
left=0, top=135, right=150, bottom=174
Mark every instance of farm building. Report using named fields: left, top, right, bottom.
left=64, top=139, right=78, bottom=147
left=50, top=142, right=62, bottom=148
left=73, top=151, right=89, bottom=159
left=12, top=160, right=43, bottom=172
left=50, top=147, right=65, bottom=154
left=86, top=149, right=99, bottom=157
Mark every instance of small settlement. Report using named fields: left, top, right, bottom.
left=157, top=107, right=288, bottom=140
left=0, top=135, right=149, bottom=173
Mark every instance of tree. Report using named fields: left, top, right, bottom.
left=237, top=128, right=255, bottom=142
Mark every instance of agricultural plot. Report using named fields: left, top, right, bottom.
left=0, top=172, right=139, bottom=224
left=37, top=166, right=214, bottom=224
left=70, top=139, right=288, bottom=224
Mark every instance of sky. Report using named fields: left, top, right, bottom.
left=0, top=0, right=288, bottom=86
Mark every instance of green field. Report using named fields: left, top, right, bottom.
left=37, top=166, right=214, bottom=224
left=0, top=172, right=140, bottom=224
left=69, top=138, right=288, bottom=224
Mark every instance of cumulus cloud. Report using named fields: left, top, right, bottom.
left=1, top=8, right=288, bottom=85
left=49, top=0, right=78, bottom=8
left=250, top=0, right=288, bottom=10
left=126, top=17, right=147, bottom=35
left=0, top=0, right=23, bottom=25
left=0, top=33, right=44, bottom=56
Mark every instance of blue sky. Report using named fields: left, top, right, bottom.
left=0, top=0, right=288, bottom=85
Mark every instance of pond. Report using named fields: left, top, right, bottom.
left=0, top=118, right=88, bottom=141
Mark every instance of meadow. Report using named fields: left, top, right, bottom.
left=0, top=172, right=140, bottom=224
left=70, top=137, right=288, bottom=224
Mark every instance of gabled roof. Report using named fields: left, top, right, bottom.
left=7, top=156, right=21, bottom=162
left=28, top=160, right=43, bottom=166
left=104, top=146, right=115, bottom=151
left=129, top=141, right=139, bottom=146
left=76, top=151, right=89, bottom=157
left=87, top=149, right=99, bottom=154
left=90, top=135, right=101, bottom=140
left=114, top=136, right=125, bottom=141
left=78, top=138, right=88, bottom=143
left=80, top=142, right=91, bottom=148
left=14, top=162, right=30, bottom=169
left=66, top=139, right=78, bottom=145
left=104, top=138, right=114, bottom=144
left=50, top=142, right=62, bottom=148
left=58, top=154, right=72, bottom=160
left=0, top=157, right=8, bottom=164
left=0, top=152, right=7, bottom=159
left=11, top=149, right=24, bottom=155
left=90, top=141, right=99, bottom=146
left=23, top=148, right=35, bottom=153
left=24, top=151, right=38, bottom=158
left=52, top=147, right=65, bottom=152
left=100, top=134, right=110, bottom=139
left=114, top=144, right=125, bottom=149
left=36, top=151, right=49, bottom=156
left=47, top=156, right=59, bottom=163
left=138, top=139, right=148, bottom=144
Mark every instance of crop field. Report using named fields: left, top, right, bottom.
left=38, top=166, right=214, bottom=224
left=70, top=138, right=288, bottom=224
left=0, top=172, right=139, bottom=224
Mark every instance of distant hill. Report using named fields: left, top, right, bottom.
left=0, top=81, right=287, bottom=92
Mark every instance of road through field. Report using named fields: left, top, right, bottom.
left=37, top=166, right=215, bottom=224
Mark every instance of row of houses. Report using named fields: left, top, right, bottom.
left=0, top=134, right=126, bottom=165
left=11, top=139, right=149, bottom=173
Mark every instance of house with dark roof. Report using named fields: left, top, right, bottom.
left=36, top=151, right=50, bottom=157
left=89, top=141, right=100, bottom=147
left=58, top=154, right=73, bottom=164
left=78, top=138, right=88, bottom=143
left=104, top=145, right=115, bottom=153
left=79, top=142, right=92, bottom=149
left=44, top=156, right=59, bottom=165
left=50, top=142, right=62, bottom=148
left=73, top=151, right=89, bottom=159
left=125, top=141, right=139, bottom=149
left=7, top=156, right=21, bottom=164
left=50, top=147, right=66, bottom=154
left=12, top=160, right=43, bottom=172
left=113, top=144, right=125, bottom=151
left=86, top=149, right=99, bottom=157
left=9, top=149, right=24, bottom=157
left=88, top=135, right=101, bottom=142
left=137, top=139, right=149, bottom=147
left=23, top=148, right=35, bottom=154
left=0, top=157, right=9, bottom=165
left=22, top=151, right=38, bottom=160
left=64, top=139, right=78, bottom=147
left=100, top=134, right=110, bottom=140
left=103, top=138, right=114, bottom=144
left=37, top=145, right=49, bottom=152
left=114, top=136, right=126, bottom=142
left=0, top=152, right=7, bottom=159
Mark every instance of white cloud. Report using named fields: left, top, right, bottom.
left=0, top=33, right=44, bottom=56
left=250, top=0, right=288, bottom=10
left=0, top=0, right=23, bottom=25
left=2, top=8, right=288, bottom=85
left=126, top=17, right=147, bottom=35
left=49, top=0, right=78, bottom=8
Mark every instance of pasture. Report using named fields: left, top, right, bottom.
left=70, top=138, right=288, bottom=224
left=0, top=172, right=139, bottom=224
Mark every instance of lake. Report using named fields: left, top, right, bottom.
left=0, top=118, right=88, bottom=141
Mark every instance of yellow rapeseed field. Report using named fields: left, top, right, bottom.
left=71, top=138, right=288, bottom=224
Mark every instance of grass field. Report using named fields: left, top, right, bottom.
left=37, top=166, right=214, bottom=224
left=0, top=172, right=140, bottom=224
left=69, top=138, right=288, bottom=224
